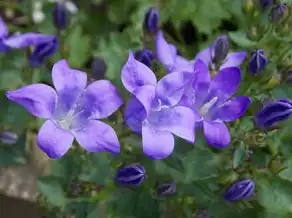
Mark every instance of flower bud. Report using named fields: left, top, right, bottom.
left=255, top=99, right=292, bottom=128
left=91, top=57, right=107, bottom=80
left=210, top=35, right=229, bottom=65
left=223, top=179, right=255, bottom=201
left=115, top=165, right=146, bottom=186
left=52, top=3, right=70, bottom=30
left=269, top=4, right=288, bottom=23
left=143, top=7, right=159, bottom=33
left=29, top=36, right=58, bottom=67
left=156, top=181, right=176, bottom=196
left=0, top=131, right=18, bottom=144
left=134, top=49, right=154, bottom=68
left=259, top=0, right=274, bottom=10
left=248, top=49, right=268, bottom=75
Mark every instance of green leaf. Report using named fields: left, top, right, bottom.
left=255, top=174, right=292, bottom=215
left=271, top=86, right=292, bottom=99
left=232, top=143, right=246, bottom=169
left=67, top=26, right=91, bottom=68
left=182, top=147, right=228, bottom=182
left=38, top=176, right=68, bottom=207
left=0, top=69, right=22, bottom=90
left=134, top=189, right=160, bottom=218
left=229, top=32, right=256, bottom=48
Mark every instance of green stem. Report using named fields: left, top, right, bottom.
left=57, top=30, right=66, bottom=59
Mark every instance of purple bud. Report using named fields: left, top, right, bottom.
left=259, top=0, right=274, bottom=10
left=134, top=49, right=154, bottom=68
left=269, top=4, right=288, bottom=23
left=255, top=99, right=292, bottom=128
left=0, top=131, right=18, bottom=144
left=224, top=179, right=255, bottom=201
left=210, top=35, right=229, bottom=65
left=29, top=36, right=58, bottom=67
left=157, top=181, right=176, bottom=196
left=91, top=57, right=107, bottom=80
left=115, top=165, right=146, bottom=186
left=144, top=7, right=159, bottom=33
left=248, top=49, right=268, bottom=75
left=52, top=3, right=70, bottom=30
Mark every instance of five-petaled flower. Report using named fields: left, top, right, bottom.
left=121, top=52, right=195, bottom=159
left=195, top=35, right=247, bottom=71
left=179, top=60, right=251, bottom=148
left=6, top=60, right=123, bottom=158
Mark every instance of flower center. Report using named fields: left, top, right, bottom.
left=199, top=97, right=218, bottom=117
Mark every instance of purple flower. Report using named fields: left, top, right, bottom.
left=255, top=99, right=292, bottom=128
left=144, top=7, right=159, bottom=33
left=121, top=52, right=195, bottom=159
left=195, top=35, right=247, bottom=70
left=3, top=33, right=58, bottom=67
left=224, top=179, right=255, bottom=201
left=134, top=49, right=154, bottom=68
left=115, top=165, right=146, bottom=186
left=269, top=4, right=288, bottom=23
left=210, top=35, right=229, bottom=66
left=155, top=30, right=194, bottom=73
left=248, top=49, right=268, bottom=75
left=6, top=60, right=123, bottom=159
left=0, top=131, right=18, bottom=144
left=180, top=60, right=251, bottom=148
left=0, top=17, right=11, bottom=52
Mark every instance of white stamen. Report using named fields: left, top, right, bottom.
left=199, top=97, right=218, bottom=116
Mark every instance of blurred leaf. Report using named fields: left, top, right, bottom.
left=233, top=143, right=246, bottom=169
left=255, top=173, right=292, bottom=215
left=38, top=176, right=68, bottom=207
left=270, top=85, right=292, bottom=99
left=182, top=147, right=227, bottom=182
left=279, top=160, right=292, bottom=182
left=0, top=146, right=26, bottom=166
left=229, top=32, right=256, bottom=48
left=0, top=69, right=22, bottom=90
left=134, top=189, right=160, bottom=218
left=67, top=26, right=91, bottom=68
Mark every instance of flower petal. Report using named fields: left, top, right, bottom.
left=203, top=121, right=230, bottom=148
left=52, top=59, right=87, bottom=115
left=0, top=17, right=8, bottom=38
left=121, top=52, right=156, bottom=93
left=82, top=80, right=123, bottom=119
left=158, top=106, right=196, bottom=142
left=74, top=120, right=120, bottom=154
left=174, top=56, right=193, bottom=73
left=133, top=85, right=156, bottom=114
left=37, top=120, right=74, bottom=158
left=124, top=96, right=147, bottom=133
left=142, top=124, right=174, bottom=159
left=220, top=51, right=247, bottom=70
left=156, top=71, right=190, bottom=106
left=194, top=48, right=211, bottom=67
left=212, top=96, right=251, bottom=122
left=209, top=67, right=241, bottom=102
left=6, top=84, right=57, bottom=118
left=155, top=30, right=176, bottom=70
left=3, top=33, right=55, bottom=48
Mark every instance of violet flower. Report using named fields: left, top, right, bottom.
left=195, top=35, right=247, bottom=70
left=180, top=60, right=251, bottom=148
left=115, top=165, right=146, bottom=186
left=121, top=52, right=195, bottom=159
left=0, top=17, right=12, bottom=52
left=3, top=33, right=58, bottom=67
left=6, top=60, right=123, bottom=159
left=224, top=179, right=255, bottom=201
left=155, top=30, right=194, bottom=73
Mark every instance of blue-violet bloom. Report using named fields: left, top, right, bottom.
left=144, top=7, right=159, bottom=33
left=6, top=60, right=123, bottom=158
left=0, top=17, right=12, bottom=52
left=115, top=165, right=146, bottom=186
left=156, top=30, right=194, bottom=73
left=255, top=99, right=292, bottom=128
left=224, top=179, right=255, bottom=201
left=179, top=60, right=251, bottom=148
left=269, top=3, right=288, bottom=23
left=248, top=49, right=268, bottom=75
left=0, top=131, right=18, bottom=144
left=134, top=49, right=154, bottom=68
left=195, top=35, right=247, bottom=70
left=121, top=52, right=195, bottom=159
left=3, top=33, right=58, bottom=67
